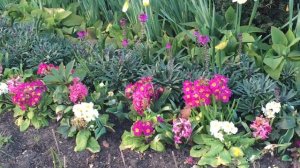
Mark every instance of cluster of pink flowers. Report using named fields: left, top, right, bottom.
left=250, top=116, right=272, bottom=140
left=132, top=120, right=154, bottom=137
left=68, top=77, right=88, bottom=104
left=183, top=74, right=232, bottom=108
left=37, top=63, right=58, bottom=76
left=172, top=118, right=192, bottom=144
left=125, top=76, right=163, bottom=115
left=10, top=80, right=46, bottom=110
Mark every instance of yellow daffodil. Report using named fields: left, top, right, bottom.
left=215, top=40, right=228, bottom=50
left=122, top=0, right=130, bottom=12
left=230, top=147, right=244, bottom=158
left=232, top=0, right=247, bottom=4
left=143, top=0, right=150, bottom=7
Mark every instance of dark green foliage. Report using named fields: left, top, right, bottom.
left=232, top=73, right=277, bottom=117
left=0, top=22, right=75, bottom=69
left=77, top=46, right=143, bottom=90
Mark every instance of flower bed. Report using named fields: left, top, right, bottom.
left=0, top=0, right=300, bottom=167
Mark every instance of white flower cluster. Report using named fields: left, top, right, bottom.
left=232, top=0, right=247, bottom=4
left=0, top=83, right=8, bottom=95
left=73, top=102, right=99, bottom=123
left=210, top=120, right=238, bottom=141
left=262, top=101, right=281, bottom=118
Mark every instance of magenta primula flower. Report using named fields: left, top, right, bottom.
left=132, top=120, right=154, bottom=137
left=37, top=63, right=57, bottom=76
left=194, top=31, right=210, bottom=45
left=182, top=74, right=231, bottom=108
left=10, top=80, right=46, bottom=110
left=122, top=39, right=129, bottom=48
left=77, top=31, right=87, bottom=39
left=138, top=13, right=148, bottom=23
left=132, top=120, right=144, bottom=136
left=125, top=76, right=162, bottom=115
left=250, top=116, right=272, bottom=140
left=172, top=118, right=192, bottom=144
left=68, top=78, right=88, bottom=104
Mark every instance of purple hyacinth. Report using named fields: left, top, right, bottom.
left=194, top=31, right=210, bottom=45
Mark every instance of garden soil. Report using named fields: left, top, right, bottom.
left=0, top=112, right=291, bottom=168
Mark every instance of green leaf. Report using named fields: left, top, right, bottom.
left=27, top=110, right=34, bottom=119
left=150, top=140, right=165, bottom=152
left=190, top=145, right=209, bottom=157
left=286, top=29, right=296, bottom=44
left=264, top=59, right=285, bottom=80
left=225, top=6, right=235, bottom=25
left=74, top=129, right=91, bottom=152
left=198, top=156, right=218, bottom=167
left=31, top=117, right=41, bottom=129
left=272, top=44, right=289, bottom=56
left=62, top=14, right=84, bottom=27
left=218, top=149, right=231, bottom=165
left=20, top=119, right=30, bottom=132
left=242, top=33, right=255, bottom=43
left=65, top=60, right=75, bottom=77
left=205, top=143, right=224, bottom=157
left=288, top=51, right=300, bottom=60
left=271, top=27, right=288, bottom=46
left=277, top=116, right=296, bottom=129
left=86, top=137, right=100, bottom=153
left=13, top=106, right=25, bottom=117
left=278, top=129, right=294, bottom=153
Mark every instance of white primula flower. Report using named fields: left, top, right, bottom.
left=0, top=83, right=8, bottom=95
left=73, top=102, right=99, bottom=123
left=232, top=0, right=247, bottom=4
left=262, top=101, right=281, bottom=118
left=210, top=120, right=238, bottom=141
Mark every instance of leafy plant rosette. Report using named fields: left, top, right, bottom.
left=40, top=61, right=112, bottom=153
left=179, top=74, right=256, bottom=167
left=120, top=76, right=174, bottom=152
left=3, top=65, right=53, bottom=132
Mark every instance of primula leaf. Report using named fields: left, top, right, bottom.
left=205, top=143, right=224, bottom=157
left=65, top=60, right=75, bottom=77
left=286, top=29, right=296, bottom=44
left=86, top=137, right=101, bottom=153
left=20, top=119, right=30, bottom=132
left=190, top=145, right=209, bottom=157
left=13, top=106, right=25, bottom=117
left=218, top=149, right=231, bottom=166
left=198, top=156, right=218, bottom=167
left=74, top=129, right=91, bottom=152
left=150, top=140, right=165, bottom=152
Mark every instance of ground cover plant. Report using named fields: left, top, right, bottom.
left=0, top=0, right=300, bottom=167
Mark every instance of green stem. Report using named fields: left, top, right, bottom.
left=248, top=0, right=260, bottom=26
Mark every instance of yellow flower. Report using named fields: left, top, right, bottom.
left=143, top=0, right=150, bottom=7
left=122, top=0, right=130, bottom=12
left=215, top=40, right=228, bottom=50
left=230, top=147, right=244, bottom=158
left=105, top=23, right=112, bottom=32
